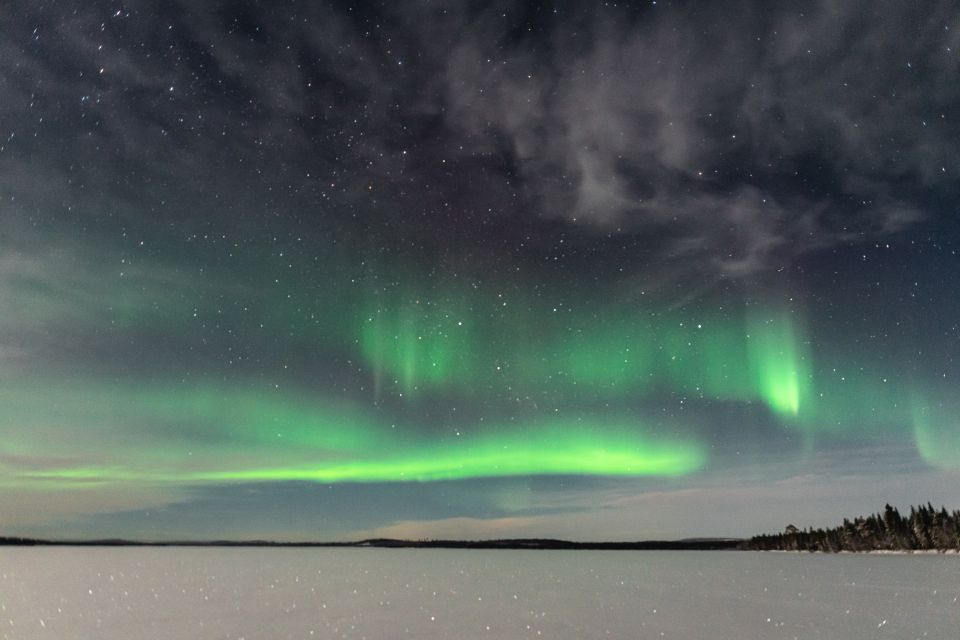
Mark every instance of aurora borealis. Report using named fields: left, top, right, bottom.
left=2, top=0, right=960, bottom=541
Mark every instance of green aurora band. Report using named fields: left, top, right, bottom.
left=191, top=423, right=705, bottom=482
left=0, top=381, right=704, bottom=484
left=3, top=252, right=948, bottom=488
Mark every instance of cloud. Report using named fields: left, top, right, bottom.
left=437, top=0, right=955, bottom=275
left=3, top=0, right=951, bottom=285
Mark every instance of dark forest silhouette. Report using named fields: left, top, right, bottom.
left=744, top=503, right=960, bottom=552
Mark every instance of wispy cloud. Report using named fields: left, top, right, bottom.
left=438, top=1, right=953, bottom=277
left=2, top=1, right=952, bottom=285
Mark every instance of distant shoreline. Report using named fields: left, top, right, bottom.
left=8, top=503, right=958, bottom=553
left=0, top=536, right=742, bottom=551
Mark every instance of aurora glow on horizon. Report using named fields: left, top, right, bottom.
left=2, top=0, right=960, bottom=542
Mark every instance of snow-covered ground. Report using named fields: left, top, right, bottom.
left=1, top=548, right=957, bottom=639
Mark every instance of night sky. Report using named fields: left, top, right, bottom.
left=3, top=0, right=960, bottom=542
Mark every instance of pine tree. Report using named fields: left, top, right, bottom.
left=745, top=503, right=960, bottom=552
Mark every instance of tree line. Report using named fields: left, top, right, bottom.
left=744, top=503, right=960, bottom=552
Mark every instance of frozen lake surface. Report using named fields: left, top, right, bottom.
left=1, top=548, right=957, bottom=639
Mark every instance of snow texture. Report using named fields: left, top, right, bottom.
left=0, top=548, right=957, bottom=639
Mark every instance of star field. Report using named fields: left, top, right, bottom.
left=1, top=0, right=959, bottom=541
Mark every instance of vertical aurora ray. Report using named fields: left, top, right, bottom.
left=358, top=289, right=475, bottom=396
left=911, top=396, right=960, bottom=469
left=353, top=285, right=818, bottom=424
left=746, top=311, right=811, bottom=418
